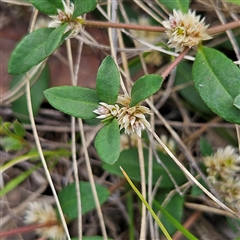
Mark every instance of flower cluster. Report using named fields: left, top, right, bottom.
left=162, top=9, right=212, bottom=52
left=49, top=0, right=82, bottom=38
left=24, top=202, right=66, bottom=240
left=94, top=94, right=151, bottom=137
left=204, top=146, right=240, bottom=210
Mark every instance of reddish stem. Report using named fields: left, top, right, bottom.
left=83, top=20, right=166, bottom=32
left=172, top=211, right=202, bottom=240
left=161, top=47, right=191, bottom=79
left=207, top=20, right=240, bottom=35
left=0, top=220, right=58, bottom=238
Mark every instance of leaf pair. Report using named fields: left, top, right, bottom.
left=8, top=0, right=98, bottom=75
left=44, top=56, right=163, bottom=164
left=31, top=0, right=98, bottom=17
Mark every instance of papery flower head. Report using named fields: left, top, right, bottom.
left=118, top=105, right=151, bottom=137
left=24, top=202, right=66, bottom=240
left=117, top=94, right=131, bottom=107
left=204, top=145, right=240, bottom=182
left=93, top=102, right=120, bottom=119
left=49, top=0, right=82, bottom=38
left=162, top=9, right=212, bottom=52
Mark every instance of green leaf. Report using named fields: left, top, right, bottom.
left=130, top=74, right=163, bottom=107
left=31, top=0, right=63, bottom=15
left=96, top=56, right=120, bottom=104
left=73, top=0, right=98, bottom=18
left=58, top=181, right=110, bottom=220
left=175, top=61, right=212, bottom=114
left=8, top=28, right=55, bottom=75
left=153, top=196, right=197, bottom=239
left=192, top=47, right=240, bottom=124
left=11, top=66, right=50, bottom=123
left=44, top=86, right=99, bottom=119
left=103, top=148, right=187, bottom=188
left=94, top=119, right=121, bottom=164
left=13, top=120, right=26, bottom=137
left=200, top=138, right=214, bottom=157
left=233, top=94, right=240, bottom=110
left=1, top=137, right=23, bottom=152
left=45, top=23, right=68, bottom=56
left=158, top=0, right=189, bottom=13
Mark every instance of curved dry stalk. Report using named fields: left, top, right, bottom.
left=66, top=38, right=83, bottom=240
left=25, top=79, right=71, bottom=239
left=133, top=0, right=163, bottom=24
left=78, top=118, right=108, bottom=240
left=148, top=127, right=238, bottom=218
left=211, top=1, right=240, bottom=60
left=185, top=202, right=240, bottom=219
left=137, top=136, right=147, bottom=240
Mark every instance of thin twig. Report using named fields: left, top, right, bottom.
left=26, top=79, right=71, bottom=240
left=137, top=136, right=147, bottom=240
left=66, top=38, right=82, bottom=240
left=78, top=119, right=108, bottom=240
left=148, top=127, right=238, bottom=218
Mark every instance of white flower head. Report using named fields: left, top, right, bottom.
left=49, top=0, right=82, bottom=38
left=93, top=102, right=120, bottom=119
left=24, top=202, right=66, bottom=240
left=204, top=145, right=240, bottom=182
left=94, top=95, right=152, bottom=137
left=118, top=105, right=151, bottom=137
left=162, top=9, right=212, bottom=52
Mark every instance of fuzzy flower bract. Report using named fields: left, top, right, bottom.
left=204, top=146, right=240, bottom=210
left=49, top=0, right=82, bottom=38
left=162, top=9, right=212, bottom=52
left=24, top=202, right=66, bottom=240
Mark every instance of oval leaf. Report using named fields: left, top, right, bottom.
left=58, top=181, right=110, bottom=220
left=44, top=86, right=100, bottom=119
left=96, top=56, right=120, bottom=104
left=73, top=0, right=98, bottom=17
left=192, top=46, right=240, bottom=124
left=233, top=94, right=240, bottom=110
left=8, top=28, right=55, bottom=75
left=175, top=61, right=212, bottom=114
left=31, top=0, right=63, bottom=15
left=158, top=0, right=189, bottom=13
left=130, top=74, right=163, bottom=107
left=94, top=119, right=121, bottom=164
left=45, top=23, right=68, bottom=56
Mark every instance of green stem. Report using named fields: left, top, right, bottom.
left=120, top=167, right=172, bottom=240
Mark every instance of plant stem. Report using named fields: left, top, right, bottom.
left=161, top=47, right=190, bottom=79
left=207, top=20, right=240, bottom=35
left=0, top=221, right=58, bottom=238
left=82, top=20, right=166, bottom=32
left=137, top=136, right=146, bottom=240
left=120, top=167, right=172, bottom=240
